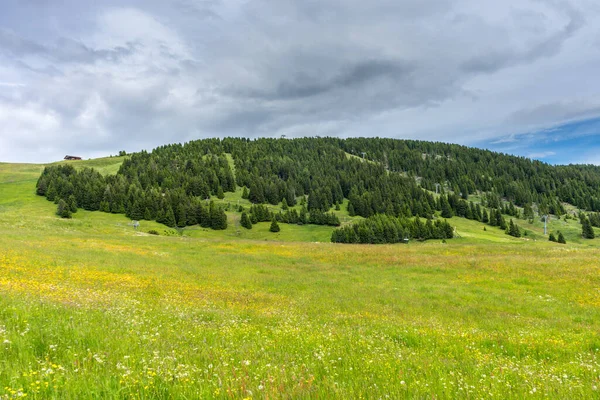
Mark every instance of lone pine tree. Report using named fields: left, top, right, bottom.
left=269, top=217, right=280, bottom=233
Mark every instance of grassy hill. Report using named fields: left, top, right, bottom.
left=1, top=158, right=600, bottom=398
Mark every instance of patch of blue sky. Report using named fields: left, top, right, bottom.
left=477, top=117, right=600, bottom=165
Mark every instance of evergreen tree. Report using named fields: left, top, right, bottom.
left=499, top=215, right=507, bottom=230
left=46, top=183, right=57, bottom=202
left=348, top=202, right=356, bottom=217
left=100, top=201, right=110, bottom=213
left=196, top=203, right=210, bottom=228
left=488, top=209, right=497, bottom=226
left=496, top=209, right=504, bottom=227
left=210, top=202, right=227, bottom=230
left=187, top=205, right=198, bottom=225
left=507, top=219, right=521, bottom=237
left=130, top=201, right=144, bottom=221
left=217, top=186, right=225, bottom=199
left=582, top=217, right=595, bottom=239
left=68, top=194, right=78, bottom=213
left=548, top=232, right=557, bottom=242
left=241, top=186, right=249, bottom=199
left=249, top=182, right=265, bottom=204
left=474, top=203, right=482, bottom=221
left=269, top=217, right=280, bottom=232
left=240, top=212, right=252, bottom=229
left=465, top=204, right=473, bottom=220
left=164, top=207, right=176, bottom=228
left=557, top=231, right=566, bottom=244
left=524, top=203, right=534, bottom=220
left=440, top=195, right=453, bottom=218
left=177, top=203, right=187, bottom=227
left=56, top=199, right=72, bottom=218
left=281, top=198, right=289, bottom=210
left=36, top=177, right=48, bottom=196
left=299, top=206, right=308, bottom=224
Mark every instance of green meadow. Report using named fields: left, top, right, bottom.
left=1, top=158, right=600, bottom=399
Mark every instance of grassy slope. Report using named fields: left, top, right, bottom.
left=1, top=158, right=600, bottom=398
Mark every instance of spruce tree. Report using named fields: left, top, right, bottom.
left=56, top=199, right=72, bottom=218
left=164, top=207, right=176, bottom=228
left=489, top=209, right=496, bottom=226
left=210, top=202, right=227, bottom=230
left=582, top=217, right=595, bottom=239
left=507, top=219, right=521, bottom=237
left=155, top=209, right=165, bottom=225
left=186, top=204, right=198, bottom=225
left=465, top=204, right=473, bottom=220
left=508, top=219, right=515, bottom=236
left=100, top=201, right=110, bottom=213
left=46, top=183, right=57, bottom=202
left=217, top=186, right=225, bottom=199
left=440, top=195, right=453, bottom=218
left=548, top=233, right=557, bottom=242
left=348, top=202, right=356, bottom=217
left=496, top=209, right=504, bottom=227
left=131, top=201, right=144, bottom=221
left=241, top=186, right=249, bottom=199
left=197, top=203, right=211, bottom=228
left=557, top=231, right=566, bottom=244
left=281, top=198, right=289, bottom=210
left=177, top=203, right=187, bottom=227
left=269, top=217, right=280, bottom=232
left=240, top=212, right=252, bottom=229
left=249, top=182, right=265, bottom=204
left=499, top=215, right=507, bottom=230
left=68, top=194, right=78, bottom=213
left=299, top=206, right=308, bottom=224
left=36, top=177, right=48, bottom=196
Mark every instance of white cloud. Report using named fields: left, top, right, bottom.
left=527, top=151, right=556, bottom=159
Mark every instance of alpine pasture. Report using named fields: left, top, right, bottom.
left=1, top=158, right=600, bottom=399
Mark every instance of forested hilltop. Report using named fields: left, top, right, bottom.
left=36, top=137, right=600, bottom=243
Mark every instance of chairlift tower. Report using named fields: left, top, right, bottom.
left=542, top=214, right=549, bottom=235
left=361, top=152, right=367, bottom=160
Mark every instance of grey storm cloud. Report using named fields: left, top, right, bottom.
left=0, top=29, right=136, bottom=66
left=1, top=0, right=600, bottom=162
left=236, top=59, right=415, bottom=101
left=461, top=6, right=585, bottom=73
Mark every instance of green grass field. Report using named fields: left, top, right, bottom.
left=1, top=159, right=600, bottom=399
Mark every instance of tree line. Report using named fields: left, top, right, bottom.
left=37, top=137, right=600, bottom=240
left=331, top=215, right=454, bottom=244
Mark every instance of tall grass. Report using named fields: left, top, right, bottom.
left=0, top=160, right=599, bottom=398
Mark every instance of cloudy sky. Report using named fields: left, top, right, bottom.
left=1, top=0, right=600, bottom=164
